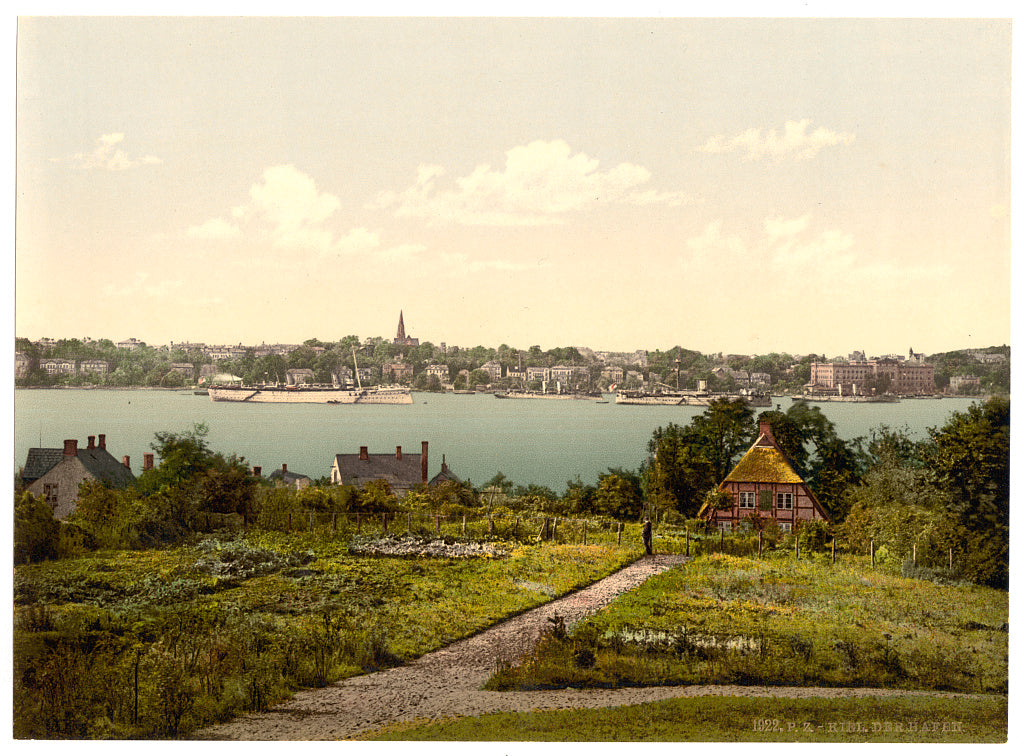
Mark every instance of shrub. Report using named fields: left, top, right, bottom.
left=14, top=492, right=59, bottom=564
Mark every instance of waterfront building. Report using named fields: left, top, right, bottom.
left=39, top=358, right=75, bottom=375
left=384, top=361, right=413, bottom=382
left=480, top=360, right=503, bottom=382
left=809, top=354, right=935, bottom=396
left=949, top=375, right=982, bottom=393
left=424, top=363, right=449, bottom=382
left=78, top=359, right=110, bottom=375
left=285, top=368, right=315, bottom=385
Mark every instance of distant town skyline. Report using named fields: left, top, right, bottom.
left=15, top=17, right=1011, bottom=357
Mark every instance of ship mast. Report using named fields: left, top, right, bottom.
left=352, top=347, right=363, bottom=389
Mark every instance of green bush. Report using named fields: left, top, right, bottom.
left=14, top=492, right=59, bottom=564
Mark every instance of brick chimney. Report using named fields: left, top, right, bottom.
left=98, top=434, right=106, bottom=450
left=87, top=436, right=96, bottom=450
left=143, top=453, right=154, bottom=471
left=421, top=441, right=428, bottom=484
left=281, top=463, right=287, bottom=473
left=252, top=466, right=262, bottom=477
left=359, top=446, right=369, bottom=461
left=396, top=446, right=403, bottom=461
left=63, top=439, right=78, bottom=457
left=123, top=455, right=131, bottom=469
left=759, top=420, right=774, bottom=443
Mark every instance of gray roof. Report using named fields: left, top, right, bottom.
left=428, top=460, right=461, bottom=487
left=269, top=469, right=311, bottom=484
left=333, top=452, right=425, bottom=490
left=74, top=448, right=137, bottom=488
left=22, top=448, right=64, bottom=484
left=24, top=446, right=136, bottom=488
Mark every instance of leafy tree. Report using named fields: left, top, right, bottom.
left=69, top=481, right=139, bottom=549
left=484, top=472, right=514, bottom=495
left=922, top=397, right=1010, bottom=588
left=196, top=462, right=258, bottom=519
left=687, top=398, right=755, bottom=483
left=356, top=479, right=399, bottom=512
left=559, top=477, right=596, bottom=515
left=642, top=424, right=715, bottom=519
left=594, top=469, right=643, bottom=520
left=14, top=491, right=59, bottom=564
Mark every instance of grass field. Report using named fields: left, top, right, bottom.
left=364, top=694, right=1008, bottom=743
left=13, top=529, right=643, bottom=738
left=487, top=552, right=1008, bottom=695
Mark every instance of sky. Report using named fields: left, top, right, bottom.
left=13, top=14, right=1013, bottom=358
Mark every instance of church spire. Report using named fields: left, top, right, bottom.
left=396, top=310, right=406, bottom=342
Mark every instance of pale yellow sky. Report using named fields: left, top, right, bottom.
left=14, top=14, right=1013, bottom=356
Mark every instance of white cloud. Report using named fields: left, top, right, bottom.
left=62, top=133, right=164, bottom=170
left=764, top=214, right=812, bottom=238
left=685, top=214, right=950, bottom=291
left=189, top=165, right=423, bottom=262
left=697, top=120, right=855, bottom=161
left=248, top=164, right=341, bottom=240
left=187, top=217, right=241, bottom=240
left=373, top=140, right=690, bottom=225
left=685, top=220, right=748, bottom=262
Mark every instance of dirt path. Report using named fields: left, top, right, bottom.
left=194, top=554, right=980, bottom=741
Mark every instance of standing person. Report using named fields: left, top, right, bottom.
left=642, top=516, right=653, bottom=555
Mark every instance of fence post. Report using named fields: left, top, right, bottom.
left=488, top=515, right=493, bottom=535
left=436, top=514, right=441, bottom=534
left=462, top=514, right=467, bottom=536
left=870, top=539, right=875, bottom=568
left=758, top=530, right=763, bottom=558
left=685, top=526, right=689, bottom=557
left=356, top=512, right=361, bottom=534
left=617, top=521, right=622, bottom=546
left=583, top=520, right=588, bottom=545
left=913, top=542, right=917, bottom=567
left=287, top=512, right=292, bottom=533
left=720, top=527, right=724, bottom=552
left=795, top=529, right=800, bottom=560
left=309, top=510, right=314, bottom=531
left=949, top=547, right=953, bottom=572
left=832, top=537, right=836, bottom=564
left=382, top=512, right=388, bottom=535
left=408, top=512, right=412, bottom=534
left=553, top=517, right=558, bottom=542
left=515, top=517, right=519, bottom=539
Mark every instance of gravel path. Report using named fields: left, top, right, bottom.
left=194, top=554, right=982, bottom=741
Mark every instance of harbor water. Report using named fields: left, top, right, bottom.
left=13, top=389, right=980, bottom=493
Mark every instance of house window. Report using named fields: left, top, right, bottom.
left=43, top=483, right=58, bottom=509
left=780, top=522, right=792, bottom=533
left=777, top=493, right=793, bottom=510
left=717, top=521, right=732, bottom=532
left=738, top=492, right=755, bottom=508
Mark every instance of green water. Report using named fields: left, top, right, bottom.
left=13, top=389, right=979, bottom=493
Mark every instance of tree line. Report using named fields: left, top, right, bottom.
left=21, top=337, right=1008, bottom=393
